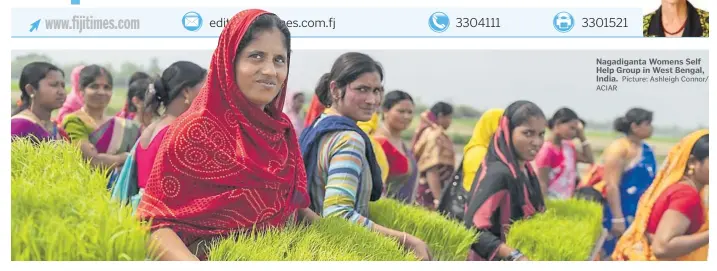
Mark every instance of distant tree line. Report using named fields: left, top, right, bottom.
left=11, top=53, right=163, bottom=89
left=11, top=53, right=702, bottom=137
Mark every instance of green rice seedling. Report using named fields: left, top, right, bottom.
left=506, top=198, right=603, bottom=261
left=368, top=198, right=477, bottom=261
left=206, top=217, right=417, bottom=261
left=11, top=139, right=151, bottom=261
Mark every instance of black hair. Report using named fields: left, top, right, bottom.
left=237, top=13, right=291, bottom=60
left=315, top=52, right=384, bottom=107
left=690, top=134, right=709, bottom=162
left=430, top=102, right=453, bottom=117
left=382, top=90, right=414, bottom=111
left=613, top=108, right=653, bottom=134
left=293, top=92, right=305, bottom=100
left=12, top=62, right=65, bottom=116
left=547, top=107, right=579, bottom=129
left=574, top=187, right=606, bottom=205
left=128, top=71, right=150, bottom=86
left=145, top=61, right=207, bottom=116
left=504, top=100, right=546, bottom=131
left=78, top=64, right=114, bottom=90
left=125, top=78, right=151, bottom=112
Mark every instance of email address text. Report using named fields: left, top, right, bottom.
left=209, top=17, right=336, bottom=30
left=43, top=15, right=141, bottom=33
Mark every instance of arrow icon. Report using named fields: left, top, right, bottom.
left=29, top=19, right=40, bottom=32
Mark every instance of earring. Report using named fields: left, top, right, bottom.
left=688, top=165, right=695, bottom=176
left=185, top=98, right=190, bottom=105
left=30, top=94, right=35, bottom=99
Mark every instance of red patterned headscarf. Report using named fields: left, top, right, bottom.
left=137, top=9, right=309, bottom=245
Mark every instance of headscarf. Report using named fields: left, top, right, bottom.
left=136, top=9, right=309, bottom=245
left=304, top=94, right=326, bottom=128
left=462, top=108, right=504, bottom=191
left=410, top=111, right=438, bottom=150
left=612, top=129, right=709, bottom=261
left=412, top=110, right=455, bottom=174
left=283, top=90, right=304, bottom=134
left=358, top=113, right=390, bottom=183
left=55, top=65, right=85, bottom=124
left=465, top=101, right=546, bottom=228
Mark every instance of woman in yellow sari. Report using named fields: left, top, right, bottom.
left=462, top=108, right=504, bottom=192
left=62, top=65, right=141, bottom=189
left=612, top=129, right=709, bottom=261
left=358, top=112, right=390, bottom=184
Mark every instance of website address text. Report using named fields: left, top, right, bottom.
left=43, top=16, right=141, bottom=33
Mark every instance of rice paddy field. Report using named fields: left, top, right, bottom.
left=13, top=138, right=608, bottom=261
left=11, top=139, right=152, bottom=261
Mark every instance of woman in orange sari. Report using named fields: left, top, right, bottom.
left=612, top=129, right=708, bottom=261
left=136, top=10, right=317, bottom=261
left=412, top=102, right=456, bottom=210
left=374, top=90, right=419, bottom=203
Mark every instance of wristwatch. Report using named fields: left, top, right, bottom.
left=507, top=249, right=524, bottom=261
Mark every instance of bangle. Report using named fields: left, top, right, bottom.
left=508, top=249, right=524, bottom=261
left=611, top=217, right=625, bottom=223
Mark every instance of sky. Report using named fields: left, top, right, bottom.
left=11, top=49, right=709, bottom=129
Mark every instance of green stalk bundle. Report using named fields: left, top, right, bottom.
left=207, top=217, right=417, bottom=261
left=506, top=198, right=604, bottom=261
left=11, top=139, right=150, bottom=261
left=368, top=198, right=477, bottom=261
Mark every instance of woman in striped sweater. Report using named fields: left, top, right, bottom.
left=299, top=52, right=431, bottom=261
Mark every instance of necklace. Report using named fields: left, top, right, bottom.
left=380, top=125, right=406, bottom=152
left=80, top=107, right=102, bottom=128
left=20, top=110, right=54, bottom=132
left=662, top=16, right=688, bottom=35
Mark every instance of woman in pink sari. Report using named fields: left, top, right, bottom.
left=55, top=65, right=85, bottom=124
left=11, top=62, right=68, bottom=142
left=535, top=107, right=594, bottom=199
left=283, top=90, right=306, bottom=135
left=111, top=61, right=207, bottom=212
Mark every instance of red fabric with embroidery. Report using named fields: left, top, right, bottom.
left=136, top=9, right=309, bottom=245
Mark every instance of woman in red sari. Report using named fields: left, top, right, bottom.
left=373, top=90, right=419, bottom=204
left=136, top=9, right=318, bottom=261
left=304, top=93, right=326, bottom=128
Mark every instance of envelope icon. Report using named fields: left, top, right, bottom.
left=185, top=16, right=199, bottom=27
left=182, top=11, right=202, bottom=30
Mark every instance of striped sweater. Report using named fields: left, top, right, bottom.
left=308, top=115, right=375, bottom=229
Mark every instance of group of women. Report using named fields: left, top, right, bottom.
left=10, top=9, right=708, bottom=261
